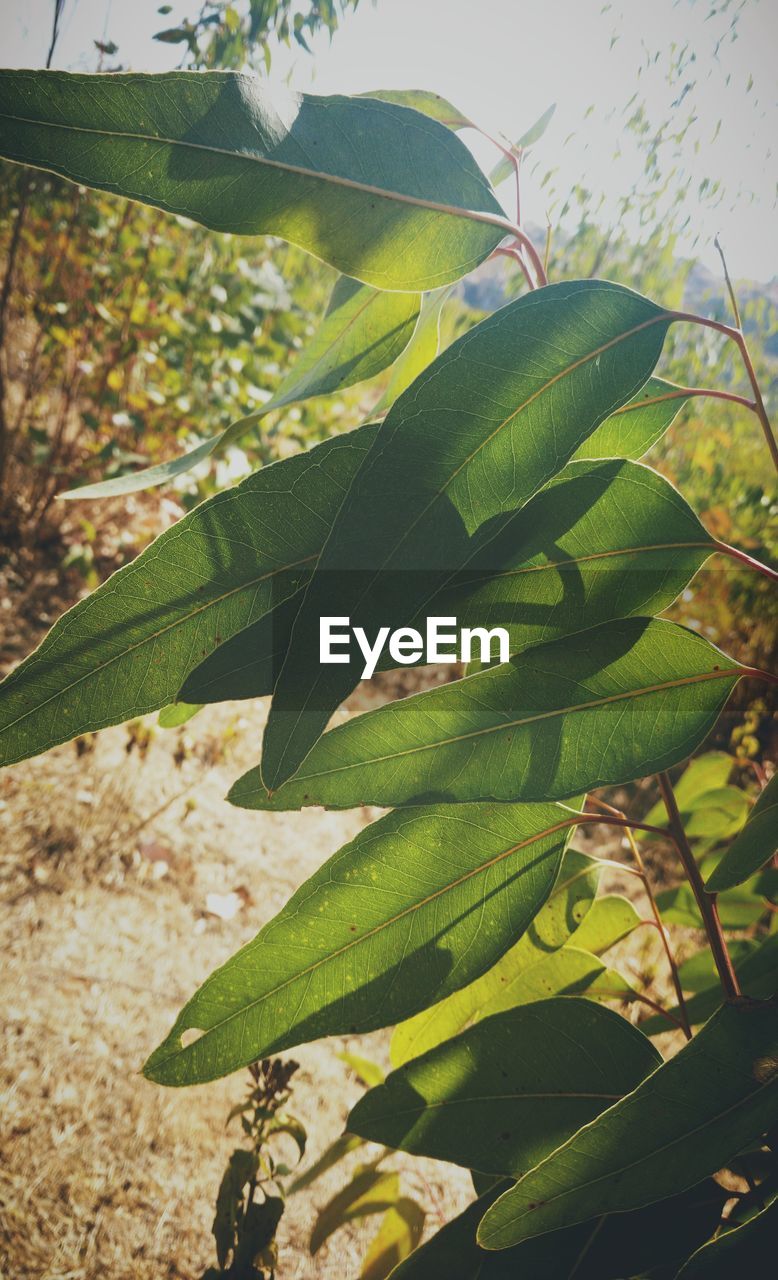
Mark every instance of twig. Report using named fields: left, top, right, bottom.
left=657, top=772, right=741, bottom=1000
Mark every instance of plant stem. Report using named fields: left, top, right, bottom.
left=657, top=772, right=741, bottom=1000
left=671, top=309, right=778, bottom=473
left=585, top=796, right=691, bottom=1038
left=493, top=244, right=536, bottom=291
left=714, top=542, right=778, bottom=584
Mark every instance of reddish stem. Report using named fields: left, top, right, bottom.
left=657, top=773, right=741, bottom=1001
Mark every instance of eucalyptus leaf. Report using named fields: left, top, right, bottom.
left=144, top=801, right=573, bottom=1085
left=0, top=426, right=374, bottom=767
left=0, top=71, right=508, bottom=290
left=63, top=276, right=419, bottom=498
left=706, top=774, right=778, bottom=892
left=390, top=1180, right=726, bottom=1280
left=261, top=280, right=674, bottom=790
left=349, top=1000, right=660, bottom=1177
left=676, top=1199, right=778, bottom=1278
left=489, top=104, right=557, bottom=186
left=477, top=999, right=778, bottom=1250
left=573, top=376, right=691, bottom=460
left=232, top=619, right=742, bottom=811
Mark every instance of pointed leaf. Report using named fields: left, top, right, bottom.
left=390, top=1180, right=726, bottom=1280
left=143, top=801, right=573, bottom=1086
left=676, top=1199, right=778, bottom=1278
left=359, top=89, right=475, bottom=131
left=642, top=751, right=734, bottom=829
left=706, top=774, right=778, bottom=892
left=476, top=947, right=636, bottom=1021
left=573, top=377, right=691, bottom=460
left=0, top=426, right=375, bottom=767
left=0, top=71, right=507, bottom=290
left=261, top=280, right=673, bottom=790
left=372, top=287, right=452, bottom=415
left=232, top=619, right=742, bottom=812
left=349, top=1000, right=660, bottom=1177
left=65, top=276, right=419, bottom=498
left=489, top=104, right=557, bottom=186
left=478, top=999, right=778, bottom=1250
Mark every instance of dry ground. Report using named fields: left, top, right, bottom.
left=0, top=682, right=479, bottom=1280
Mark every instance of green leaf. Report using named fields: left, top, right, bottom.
left=567, top=895, right=642, bottom=954
left=64, top=276, right=419, bottom=498
left=389, top=1180, right=726, bottom=1280
left=475, top=947, right=635, bottom=1021
left=185, top=457, right=714, bottom=706
left=349, top=1000, right=659, bottom=1177
left=233, top=619, right=742, bottom=812
left=641, top=933, right=778, bottom=1033
left=372, top=287, right=452, bottom=415
left=158, top=701, right=202, bottom=728
left=310, top=1169, right=399, bottom=1254
left=143, top=801, right=573, bottom=1086
left=0, top=71, right=508, bottom=290
left=287, top=1132, right=364, bottom=1194
left=359, top=89, right=475, bottom=131
left=677, top=940, right=757, bottom=992
left=706, top=774, right=778, bottom=892
left=260, top=280, right=673, bottom=790
left=390, top=848, right=601, bottom=1067
left=573, top=377, right=691, bottom=460
left=676, top=786, right=751, bottom=842
left=361, top=1199, right=426, bottom=1280
left=477, top=999, right=778, bottom=1250
left=489, top=104, right=557, bottom=186
left=0, top=426, right=374, bottom=767
left=676, top=1199, right=778, bottom=1278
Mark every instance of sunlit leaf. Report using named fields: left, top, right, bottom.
left=144, top=801, right=573, bottom=1085
left=706, top=774, right=778, bottom=892
left=261, top=280, right=674, bottom=790
left=233, top=619, right=743, bottom=811
left=0, top=71, right=507, bottom=290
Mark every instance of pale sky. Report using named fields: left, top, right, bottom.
left=3, top=0, right=776, bottom=280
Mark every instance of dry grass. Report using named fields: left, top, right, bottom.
left=0, top=693, right=473, bottom=1280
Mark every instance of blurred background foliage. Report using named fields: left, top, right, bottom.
left=0, top=0, right=774, bottom=752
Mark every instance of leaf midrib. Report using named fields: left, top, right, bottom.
left=0, top=551, right=317, bottom=741
left=486, top=1072, right=777, bottom=1240
left=274, top=666, right=742, bottom=789
left=0, top=110, right=514, bottom=236
left=146, top=816, right=573, bottom=1074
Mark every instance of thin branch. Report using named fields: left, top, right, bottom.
left=657, top=772, right=741, bottom=1000
left=714, top=542, right=778, bottom=584
left=714, top=234, right=742, bottom=330
left=670, top=310, right=778, bottom=473
left=584, top=795, right=691, bottom=1038
left=493, top=243, right=536, bottom=291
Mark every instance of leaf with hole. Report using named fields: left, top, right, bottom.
left=143, top=801, right=574, bottom=1085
